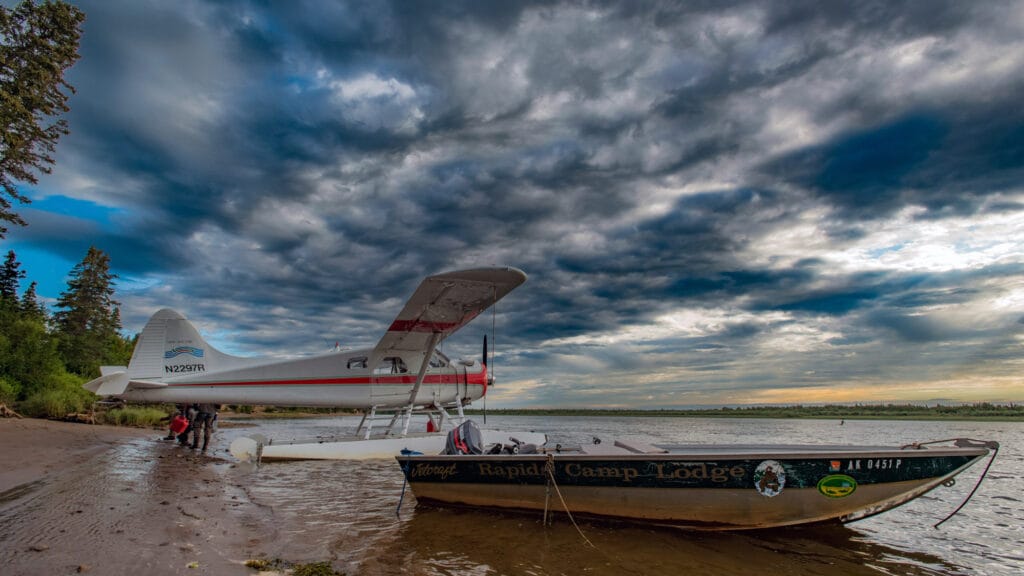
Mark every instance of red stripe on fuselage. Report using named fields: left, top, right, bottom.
left=168, top=373, right=487, bottom=388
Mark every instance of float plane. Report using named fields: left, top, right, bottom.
left=84, top=267, right=546, bottom=459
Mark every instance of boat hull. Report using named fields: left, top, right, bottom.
left=396, top=445, right=989, bottom=530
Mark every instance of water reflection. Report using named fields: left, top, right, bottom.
left=105, top=438, right=163, bottom=485
left=241, top=458, right=408, bottom=566
left=370, top=506, right=962, bottom=576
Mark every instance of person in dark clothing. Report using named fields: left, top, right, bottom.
left=190, top=403, right=217, bottom=452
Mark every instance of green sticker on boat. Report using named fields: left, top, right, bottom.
left=817, top=474, right=857, bottom=498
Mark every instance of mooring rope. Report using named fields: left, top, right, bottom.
left=934, top=440, right=999, bottom=529
left=396, top=455, right=413, bottom=518
left=541, top=456, right=653, bottom=576
left=543, top=464, right=552, bottom=525
left=396, top=472, right=408, bottom=517
left=900, top=438, right=1000, bottom=529
left=544, top=454, right=595, bottom=548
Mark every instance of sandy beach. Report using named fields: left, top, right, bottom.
left=0, top=418, right=279, bottom=575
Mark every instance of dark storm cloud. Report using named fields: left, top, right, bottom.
left=14, top=0, right=1024, bottom=404
left=764, top=97, right=1024, bottom=220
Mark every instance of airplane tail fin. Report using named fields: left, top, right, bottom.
left=127, top=308, right=246, bottom=379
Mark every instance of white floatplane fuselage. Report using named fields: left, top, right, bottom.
left=115, top=334, right=488, bottom=409
left=84, top=268, right=531, bottom=457
left=86, top=267, right=526, bottom=411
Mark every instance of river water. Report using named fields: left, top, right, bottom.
left=217, top=416, right=1023, bottom=576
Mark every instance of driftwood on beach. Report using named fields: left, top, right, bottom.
left=63, top=411, right=95, bottom=424
left=0, top=403, right=23, bottom=418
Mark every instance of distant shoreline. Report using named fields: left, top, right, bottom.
left=463, top=404, right=1024, bottom=421
left=150, top=403, right=1023, bottom=423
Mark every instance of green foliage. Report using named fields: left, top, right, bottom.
left=0, top=247, right=133, bottom=420
left=19, top=280, right=45, bottom=319
left=53, top=246, right=123, bottom=376
left=0, top=304, right=63, bottom=398
left=0, top=375, right=19, bottom=404
left=0, top=250, right=25, bottom=302
left=105, top=330, right=135, bottom=367
left=19, top=370, right=91, bottom=418
left=97, top=405, right=167, bottom=427
left=0, top=0, right=85, bottom=238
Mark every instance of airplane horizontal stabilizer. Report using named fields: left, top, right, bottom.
left=85, top=366, right=167, bottom=396
left=85, top=369, right=129, bottom=395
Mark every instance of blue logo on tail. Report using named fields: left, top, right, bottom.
left=165, top=346, right=204, bottom=359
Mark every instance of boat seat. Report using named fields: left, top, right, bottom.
left=614, top=439, right=670, bottom=454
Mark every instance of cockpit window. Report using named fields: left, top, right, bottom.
left=428, top=351, right=449, bottom=368
left=374, top=356, right=408, bottom=375
left=346, top=356, right=367, bottom=369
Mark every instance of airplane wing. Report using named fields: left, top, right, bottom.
left=368, top=267, right=527, bottom=368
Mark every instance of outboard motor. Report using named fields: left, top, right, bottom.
left=444, top=420, right=484, bottom=455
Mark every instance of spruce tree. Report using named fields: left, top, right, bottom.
left=20, top=279, right=44, bottom=319
left=0, top=249, right=25, bottom=306
left=53, top=246, right=120, bottom=375
left=0, top=0, right=86, bottom=237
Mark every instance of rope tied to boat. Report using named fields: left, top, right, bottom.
left=543, top=454, right=553, bottom=525
left=544, top=453, right=595, bottom=548
left=899, top=438, right=1000, bottom=529
left=396, top=463, right=410, bottom=518
left=396, top=449, right=421, bottom=518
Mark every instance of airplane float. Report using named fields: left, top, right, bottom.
left=84, top=267, right=546, bottom=460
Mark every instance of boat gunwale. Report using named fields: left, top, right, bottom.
left=397, top=445, right=990, bottom=462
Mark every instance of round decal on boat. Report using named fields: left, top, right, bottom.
left=817, top=474, right=857, bottom=498
left=754, top=460, right=786, bottom=497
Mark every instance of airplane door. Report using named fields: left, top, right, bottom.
left=433, top=364, right=461, bottom=406
left=431, top=364, right=442, bottom=405
left=369, top=356, right=413, bottom=407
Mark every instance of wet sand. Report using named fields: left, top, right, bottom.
left=0, top=418, right=149, bottom=493
left=0, top=418, right=277, bottom=575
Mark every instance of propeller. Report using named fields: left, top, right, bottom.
left=483, top=334, right=496, bottom=385
left=483, top=334, right=489, bottom=424
left=483, top=334, right=495, bottom=386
